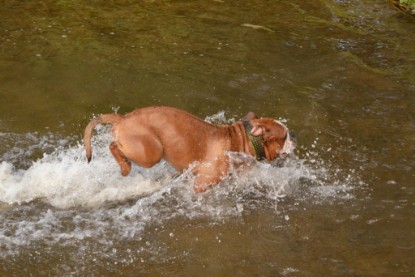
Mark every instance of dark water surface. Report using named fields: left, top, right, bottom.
left=1, top=0, right=414, bottom=275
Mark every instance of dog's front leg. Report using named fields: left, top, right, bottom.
left=193, top=160, right=228, bottom=193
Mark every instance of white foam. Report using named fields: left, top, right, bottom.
left=0, top=127, right=167, bottom=209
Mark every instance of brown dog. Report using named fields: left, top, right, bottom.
left=84, top=106, right=295, bottom=192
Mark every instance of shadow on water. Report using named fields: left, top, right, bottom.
left=0, top=0, right=414, bottom=275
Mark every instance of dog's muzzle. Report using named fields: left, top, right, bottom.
left=280, top=130, right=296, bottom=158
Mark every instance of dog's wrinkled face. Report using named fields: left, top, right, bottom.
left=249, top=118, right=296, bottom=160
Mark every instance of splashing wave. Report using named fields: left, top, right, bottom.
left=0, top=114, right=360, bottom=256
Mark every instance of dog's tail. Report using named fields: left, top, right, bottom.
left=83, top=114, right=123, bottom=163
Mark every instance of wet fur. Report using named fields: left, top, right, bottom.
left=84, top=106, right=291, bottom=192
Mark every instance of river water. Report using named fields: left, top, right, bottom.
left=0, top=0, right=414, bottom=275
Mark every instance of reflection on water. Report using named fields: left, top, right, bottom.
left=0, top=0, right=414, bottom=275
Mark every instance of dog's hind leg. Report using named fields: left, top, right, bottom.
left=110, top=142, right=132, bottom=176
left=118, top=134, right=164, bottom=169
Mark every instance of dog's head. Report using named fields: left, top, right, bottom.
left=243, top=112, right=296, bottom=160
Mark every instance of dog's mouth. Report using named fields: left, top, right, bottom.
left=280, top=130, right=296, bottom=158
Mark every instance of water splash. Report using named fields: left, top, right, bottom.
left=0, top=131, right=75, bottom=169
left=0, top=126, right=167, bottom=209
left=0, top=114, right=361, bottom=257
left=204, top=110, right=235, bottom=125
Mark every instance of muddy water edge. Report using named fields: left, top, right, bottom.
left=0, top=0, right=414, bottom=275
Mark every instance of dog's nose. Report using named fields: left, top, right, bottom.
left=279, top=129, right=296, bottom=158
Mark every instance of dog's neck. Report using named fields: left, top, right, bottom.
left=224, top=122, right=265, bottom=161
left=242, top=121, right=266, bottom=161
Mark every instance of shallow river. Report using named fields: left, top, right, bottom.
left=0, top=0, right=414, bottom=275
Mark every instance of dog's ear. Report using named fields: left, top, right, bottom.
left=250, top=119, right=281, bottom=141
left=250, top=119, right=266, bottom=137
left=251, top=125, right=264, bottom=136
left=242, top=112, right=257, bottom=122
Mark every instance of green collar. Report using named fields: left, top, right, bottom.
left=243, top=121, right=266, bottom=161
